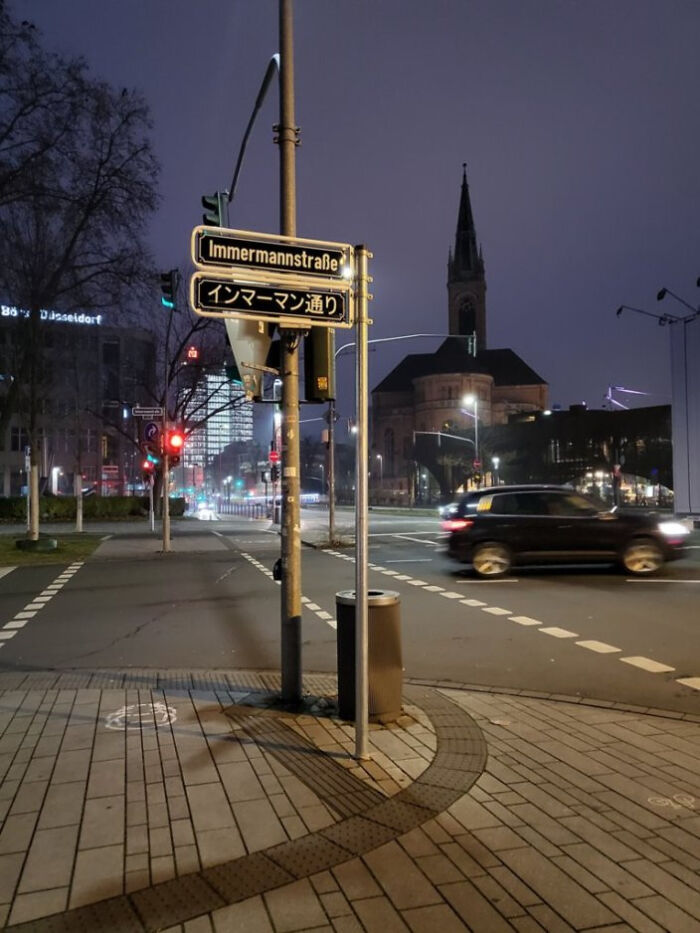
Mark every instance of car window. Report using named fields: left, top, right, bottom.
left=490, top=492, right=550, bottom=515
left=544, top=493, right=598, bottom=517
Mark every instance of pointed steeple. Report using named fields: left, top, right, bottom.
left=448, top=163, right=484, bottom=281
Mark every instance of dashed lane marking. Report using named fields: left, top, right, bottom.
left=0, top=562, right=85, bottom=648
left=509, top=615, right=541, bottom=626
left=481, top=606, right=512, bottom=616
left=462, top=598, right=486, bottom=607
left=539, top=627, right=579, bottom=638
left=576, top=640, right=621, bottom=653
left=241, top=552, right=335, bottom=629
left=439, top=592, right=464, bottom=599
left=677, top=677, right=700, bottom=691
left=620, top=656, right=675, bottom=673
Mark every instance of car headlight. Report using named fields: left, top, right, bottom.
left=657, top=520, right=690, bottom=538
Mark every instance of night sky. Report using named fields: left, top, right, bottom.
left=19, top=0, right=700, bottom=427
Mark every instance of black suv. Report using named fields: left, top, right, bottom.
left=442, top=484, right=689, bottom=577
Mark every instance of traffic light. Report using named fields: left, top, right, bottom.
left=270, top=464, right=280, bottom=483
left=202, top=191, right=228, bottom=227
left=163, top=428, right=185, bottom=467
left=142, top=455, right=157, bottom=484
left=304, top=329, right=335, bottom=403
left=160, top=269, right=179, bottom=310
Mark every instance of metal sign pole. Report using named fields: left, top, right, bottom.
left=279, top=0, right=302, bottom=704
left=354, top=245, right=371, bottom=760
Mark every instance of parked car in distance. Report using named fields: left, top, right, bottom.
left=442, top=484, right=689, bottom=578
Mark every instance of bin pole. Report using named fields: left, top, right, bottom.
left=354, top=244, right=371, bottom=760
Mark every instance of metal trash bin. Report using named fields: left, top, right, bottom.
left=335, top=589, right=402, bottom=723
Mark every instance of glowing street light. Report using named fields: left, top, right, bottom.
left=462, top=393, right=480, bottom=480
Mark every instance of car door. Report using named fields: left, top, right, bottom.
left=485, top=491, right=564, bottom=559
left=542, top=492, right=619, bottom=560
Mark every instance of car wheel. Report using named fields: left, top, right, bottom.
left=621, top=537, right=664, bottom=575
left=472, top=542, right=511, bottom=578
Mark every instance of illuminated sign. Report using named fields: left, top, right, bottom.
left=1, top=304, right=103, bottom=326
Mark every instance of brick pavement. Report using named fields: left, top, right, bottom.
left=0, top=669, right=699, bottom=932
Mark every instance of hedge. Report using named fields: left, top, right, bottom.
left=0, top=497, right=186, bottom=522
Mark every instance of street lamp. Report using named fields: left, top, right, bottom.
left=376, top=453, right=383, bottom=488
left=492, top=456, right=500, bottom=485
left=462, top=394, right=480, bottom=482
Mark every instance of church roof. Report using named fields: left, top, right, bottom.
left=372, top=338, right=547, bottom=393
left=448, top=164, right=484, bottom=280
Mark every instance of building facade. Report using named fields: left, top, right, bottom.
left=0, top=305, right=156, bottom=496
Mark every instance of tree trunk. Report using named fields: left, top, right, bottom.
left=29, top=463, right=39, bottom=540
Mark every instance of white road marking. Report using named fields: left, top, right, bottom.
left=306, top=602, right=321, bottom=611
left=13, top=611, right=37, bottom=620
left=0, top=567, right=16, bottom=580
left=509, top=615, right=541, bottom=626
left=626, top=579, right=700, bottom=584
left=316, top=611, right=334, bottom=621
left=440, top=592, right=464, bottom=599
left=620, top=656, right=675, bottom=673
left=576, top=640, right=621, bottom=653
left=381, top=570, right=399, bottom=576
left=4, top=620, right=28, bottom=629
left=677, top=677, right=700, bottom=691
left=408, top=579, right=428, bottom=586
left=384, top=558, right=434, bottom=563
left=424, top=585, right=444, bottom=592
left=482, top=607, right=513, bottom=616
left=0, top=631, right=17, bottom=639
left=392, top=535, right=440, bottom=546
left=462, top=598, right=486, bottom=607
left=539, top=627, right=578, bottom=638
left=23, top=603, right=45, bottom=611
left=455, top=577, right=519, bottom=583
left=393, top=574, right=412, bottom=581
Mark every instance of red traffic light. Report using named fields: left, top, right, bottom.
left=142, top=458, right=155, bottom=473
left=164, top=428, right=185, bottom=456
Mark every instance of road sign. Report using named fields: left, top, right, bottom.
left=132, top=406, right=164, bottom=418
left=192, top=226, right=354, bottom=282
left=269, top=450, right=281, bottom=463
left=190, top=273, right=352, bottom=328
left=143, top=421, right=160, bottom=443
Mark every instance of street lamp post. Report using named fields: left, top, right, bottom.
left=491, top=456, right=500, bottom=486
left=462, top=394, right=480, bottom=484
left=375, top=453, right=382, bottom=500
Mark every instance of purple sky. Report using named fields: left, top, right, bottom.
left=20, top=0, right=700, bottom=425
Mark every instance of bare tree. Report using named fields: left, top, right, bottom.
left=0, top=3, right=159, bottom=538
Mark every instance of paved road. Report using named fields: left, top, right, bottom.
left=0, top=510, right=698, bottom=715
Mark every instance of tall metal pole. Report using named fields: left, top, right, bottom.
left=355, top=245, right=371, bottom=760
left=328, top=397, right=336, bottom=542
left=279, top=0, right=302, bottom=704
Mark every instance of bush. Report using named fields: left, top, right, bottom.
left=0, top=496, right=187, bottom=522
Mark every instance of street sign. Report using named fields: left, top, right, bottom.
left=269, top=450, right=281, bottom=463
left=190, top=273, right=352, bottom=328
left=143, top=421, right=160, bottom=443
left=132, top=406, right=164, bottom=418
left=192, top=226, right=354, bottom=283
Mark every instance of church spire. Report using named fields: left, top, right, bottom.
left=449, top=163, right=484, bottom=281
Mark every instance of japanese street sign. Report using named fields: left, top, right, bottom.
left=192, top=225, right=354, bottom=283
left=190, top=273, right=352, bottom=328
left=132, top=406, right=164, bottom=418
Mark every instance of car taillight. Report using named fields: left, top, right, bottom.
left=442, top=518, right=473, bottom=532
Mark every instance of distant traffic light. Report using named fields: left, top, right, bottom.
left=270, top=464, right=280, bottom=483
left=160, top=269, right=180, bottom=310
left=202, top=191, right=228, bottom=227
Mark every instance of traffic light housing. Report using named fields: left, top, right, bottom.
left=304, top=329, right=335, bottom=403
left=270, top=464, right=280, bottom=483
left=202, top=191, right=228, bottom=227
left=163, top=428, right=185, bottom=467
left=160, top=269, right=179, bottom=310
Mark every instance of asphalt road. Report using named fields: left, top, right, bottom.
left=0, top=509, right=698, bottom=715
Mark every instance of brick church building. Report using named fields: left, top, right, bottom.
left=371, top=166, right=549, bottom=502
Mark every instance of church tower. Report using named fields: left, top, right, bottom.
left=447, top=164, right=486, bottom=352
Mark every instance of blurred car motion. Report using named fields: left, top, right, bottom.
left=442, top=484, right=689, bottom=578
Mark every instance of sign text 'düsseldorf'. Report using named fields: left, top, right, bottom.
left=190, top=272, right=352, bottom=328
left=192, top=225, right=354, bottom=282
